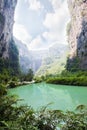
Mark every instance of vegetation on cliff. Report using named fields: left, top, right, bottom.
left=0, top=39, right=20, bottom=76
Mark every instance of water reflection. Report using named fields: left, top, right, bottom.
left=9, top=83, right=87, bottom=110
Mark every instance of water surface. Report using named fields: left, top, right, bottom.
left=8, top=83, right=87, bottom=111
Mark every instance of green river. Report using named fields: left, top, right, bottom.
left=9, top=83, right=87, bottom=111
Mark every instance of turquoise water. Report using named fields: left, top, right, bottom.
left=8, top=83, right=87, bottom=111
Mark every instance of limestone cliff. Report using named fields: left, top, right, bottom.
left=0, top=0, right=19, bottom=75
left=0, top=0, right=17, bottom=58
left=67, top=0, right=87, bottom=71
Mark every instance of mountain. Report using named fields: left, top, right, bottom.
left=0, top=0, right=20, bottom=75
left=14, top=38, right=48, bottom=73
left=15, top=38, right=68, bottom=75
left=67, top=0, right=87, bottom=71
left=14, top=38, right=31, bottom=73
left=29, top=49, right=49, bottom=73
left=36, top=43, right=68, bottom=76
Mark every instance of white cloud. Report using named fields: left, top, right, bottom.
left=43, top=31, right=64, bottom=43
left=14, top=0, right=70, bottom=50
left=43, top=31, right=57, bottom=42
left=29, top=35, right=46, bottom=50
left=43, top=0, right=70, bottom=45
left=25, top=0, right=43, bottom=11
left=43, top=11, right=65, bottom=31
left=49, top=0, right=62, bottom=11
left=13, top=23, right=32, bottom=46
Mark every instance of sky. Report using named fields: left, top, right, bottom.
left=13, top=0, right=70, bottom=50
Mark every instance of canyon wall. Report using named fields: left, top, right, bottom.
left=0, top=0, right=17, bottom=58
left=0, top=0, right=19, bottom=75
left=67, top=0, right=87, bottom=71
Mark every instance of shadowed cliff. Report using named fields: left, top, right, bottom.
left=0, top=0, right=20, bottom=75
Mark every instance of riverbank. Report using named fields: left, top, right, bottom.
left=8, top=80, right=35, bottom=88
left=18, top=80, right=35, bottom=86
left=45, top=71, right=87, bottom=86
left=46, top=76, right=87, bottom=86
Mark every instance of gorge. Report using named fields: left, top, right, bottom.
left=0, top=0, right=87, bottom=74
left=0, top=1, right=87, bottom=130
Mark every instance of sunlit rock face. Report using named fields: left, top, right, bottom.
left=0, top=0, right=17, bottom=58
left=67, top=0, right=87, bottom=70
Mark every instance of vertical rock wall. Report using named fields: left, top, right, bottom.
left=67, top=0, right=87, bottom=70
left=0, top=0, right=17, bottom=58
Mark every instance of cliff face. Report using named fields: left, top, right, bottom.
left=67, top=0, right=87, bottom=70
left=0, top=0, right=17, bottom=58
left=0, top=0, right=20, bottom=75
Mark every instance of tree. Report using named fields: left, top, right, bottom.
left=25, top=68, right=34, bottom=81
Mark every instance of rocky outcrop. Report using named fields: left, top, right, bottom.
left=0, top=0, right=17, bottom=58
left=67, top=0, right=87, bottom=70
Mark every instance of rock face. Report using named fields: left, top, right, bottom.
left=14, top=38, right=46, bottom=74
left=0, top=0, right=17, bottom=58
left=0, top=0, right=20, bottom=75
left=67, top=0, right=87, bottom=70
left=14, top=38, right=32, bottom=73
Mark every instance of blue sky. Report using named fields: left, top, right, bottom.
left=13, top=0, right=70, bottom=50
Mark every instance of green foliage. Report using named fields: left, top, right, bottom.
left=66, top=57, right=81, bottom=72
left=0, top=39, right=20, bottom=77
left=8, top=39, right=20, bottom=76
left=8, top=76, right=20, bottom=88
left=26, top=69, right=34, bottom=81
left=36, top=58, right=66, bottom=77
left=0, top=69, right=10, bottom=84
left=34, top=76, right=43, bottom=83
left=0, top=69, right=20, bottom=88
left=20, top=68, right=34, bottom=82
left=0, top=84, right=7, bottom=96
left=46, top=70, right=87, bottom=86
left=8, top=81, right=17, bottom=88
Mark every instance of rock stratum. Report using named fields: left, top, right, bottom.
left=67, top=0, right=87, bottom=71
